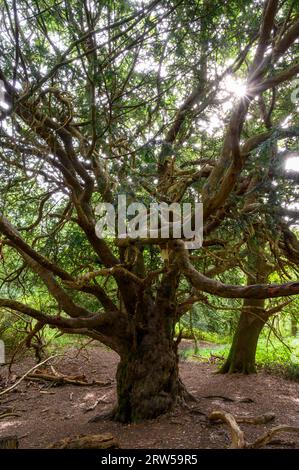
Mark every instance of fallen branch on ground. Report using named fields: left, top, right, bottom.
left=0, top=355, right=60, bottom=397
left=248, top=425, right=299, bottom=449
left=203, top=395, right=234, bottom=402
left=0, top=436, right=19, bottom=449
left=236, top=412, right=275, bottom=425
left=203, top=395, right=254, bottom=403
left=0, top=412, right=21, bottom=419
left=84, top=392, right=113, bottom=412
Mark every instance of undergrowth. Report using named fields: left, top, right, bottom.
left=180, top=334, right=299, bottom=380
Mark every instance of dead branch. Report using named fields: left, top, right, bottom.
left=0, top=412, right=21, bottom=420
left=236, top=412, right=275, bottom=425
left=26, top=370, right=112, bottom=387
left=84, top=392, right=113, bottom=412
left=0, top=355, right=60, bottom=396
left=209, top=410, right=299, bottom=448
left=203, top=395, right=234, bottom=402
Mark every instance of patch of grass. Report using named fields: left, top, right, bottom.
left=180, top=343, right=229, bottom=361
left=1, top=328, right=25, bottom=351
left=284, top=363, right=299, bottom=380
left=0, top=321, right=90, bottom=358
left=257, top=337, right=299, bottom=380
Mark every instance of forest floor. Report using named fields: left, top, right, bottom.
left=0, top=341, right=298, bottom=449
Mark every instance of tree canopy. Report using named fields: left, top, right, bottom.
left=0, top=0, right=299, bottom=421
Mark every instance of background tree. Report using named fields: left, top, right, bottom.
left=1, top=0, right=299, bottom=421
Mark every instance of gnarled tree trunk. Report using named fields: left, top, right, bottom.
left=113, top=247, right=183, bottom=423
left=115, top=323, right=180, bottom=422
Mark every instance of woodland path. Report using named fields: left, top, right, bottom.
left=0, top=344, right=298, bottom=449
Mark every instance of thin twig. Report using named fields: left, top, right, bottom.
left=0, top=355, right=60, bottom=397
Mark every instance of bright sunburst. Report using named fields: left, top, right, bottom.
left=223, top=75, right=248, bottom=98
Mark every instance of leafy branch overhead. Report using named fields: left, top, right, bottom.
left=0, top=0, right=299, bottom=422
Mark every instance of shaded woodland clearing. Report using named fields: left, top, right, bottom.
left=0, top=345, right=299, bottom=449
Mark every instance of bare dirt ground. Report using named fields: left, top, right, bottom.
left=0, top=342, right=298, bottom=449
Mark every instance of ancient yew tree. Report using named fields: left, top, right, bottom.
left=1, top=0, right=299, bottom=421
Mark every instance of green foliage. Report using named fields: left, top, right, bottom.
left=0, top=310, right=25, bottom=350
left=284, top=364, right=299, bottom=380
left=0, top=0, right=299, bottom=383
left=180, top=334, right=299, bottom=380
left=175, top=324, right=229, bottom=344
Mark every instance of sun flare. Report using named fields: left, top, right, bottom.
left=223, top=75, right=248, bottom=98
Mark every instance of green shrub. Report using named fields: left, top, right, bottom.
left=175, top=324, right=229, bottom=344
left=180, top=335, right=299, bottom=380
left=285, top=363, right=299, bottom=380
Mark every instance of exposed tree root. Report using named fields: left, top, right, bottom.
left=88, top=410, right=114, bottom=423
left=84, top=392, right=113, bottom=412
left=0, top=355, right=59, bottom=396
left=203, top=395, right=254, bottom=403
left=0, top=436, right=19, bottom=449
left=178, top=379, right=198, bottom=405
left=209, top=411, right=245, bottom=448
left=203, top=395, right=234, bottom=402
left=236, top=412, right=275, bottom=425
left=0, top=412, right=21, bottom=420
left=209, top=410, right=299, bottom=448
left=48, top=433, right=119, bottom=449
left=188, top=406, right=207, bottom=417
left=248, top=425, right=299, bottom=449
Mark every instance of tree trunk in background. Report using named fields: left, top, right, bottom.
left=220, top=230, right=271, bottom=374
left=113, top=300, right=180, bottom=422
left=220, top=298, right=267, bottom=373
